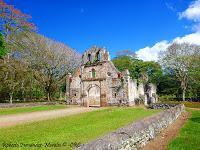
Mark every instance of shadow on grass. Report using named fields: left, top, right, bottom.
left=190, top=117, right=200, bottom=123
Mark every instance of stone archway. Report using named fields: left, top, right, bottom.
left=87, top=84, right=100, bottom=106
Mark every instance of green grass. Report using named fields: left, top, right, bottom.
left=0, top=107, right=160, bottom=150
left=159, top=101, right=200, bottom=109
left=0, top=105, right=67, bottom=116
left=183, top=102, right=200, bottom=109
left=168, top=109, right=200, bottom=150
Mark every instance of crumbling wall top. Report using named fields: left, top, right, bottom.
left=82, top=46, right=110, bottom=65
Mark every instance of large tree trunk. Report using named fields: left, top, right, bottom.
left=182, top=89, right=186, bottom=101
left=30, top=77, right=33, bottom=101
left=9, top=92, right=13, bottom=104
left=9, top=85, right=15, bottom=104
left=4, top=55, right=10, bottom=81
left=47, top=92, right=50, bottom=101
left=59, top=91, right=62, bottom=100
left=21, top=81, right=25, bottom=102
left=181, top=78, right=187, bottom=101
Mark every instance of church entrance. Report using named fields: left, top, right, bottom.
left=88, top=84, right=100, bottom=107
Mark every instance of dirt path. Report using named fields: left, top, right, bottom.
left=142, top=111, right=190, bottom=150
left=0, top=107, right=101, bottom=128
left=186, top=107, right=200, bottom=110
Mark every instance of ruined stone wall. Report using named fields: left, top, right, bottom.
left=138, top=83, right=145, bottom=96
left=69, top=71, right=82, bottom=104
left=78, top=104, right=185, bottom=150
left=127, top=79, right=138, bottom=106
left=105, top=61, right=122, bottom=105
left=82, top=46, right=110, bottom=65
left=81, top=61, right=120, bottom=106
left=82, top=63, right=107, bottom=79
left=69, top=46, right=158, bottom=107
left=70, top=77, right=81, bottom=89
left=148, top=103, right=177, bottom=109
left=81, top=80, right=101, bottom=106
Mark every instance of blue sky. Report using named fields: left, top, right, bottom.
left=11, top=0, right=200, bottom=60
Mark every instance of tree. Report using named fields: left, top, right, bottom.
left=0, top=0, right=36, bottom=102
left=0, top=0, right=35, bottom=37
left=187, top=48, right=200, bottom=100
left=0, top=56, right=27, bottom=103
left=138, top=61, right=162, bottom=84
left=0, top=33, right=7, bottom=58
left=112, top=55, right=162, bottom=85
left=189, top=51, right=200, bottom=83
left=157, top=69, right=180, bottom=97
left=159, top=43, right=200, bottom=101
left=19, top=32, right=81, bottom=101
left=112, top=56, right=142, bottom=79
left=0, top=0, right=35, bottom=55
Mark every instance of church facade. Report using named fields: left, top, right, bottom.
left=67, top=46, right=157, bottom=107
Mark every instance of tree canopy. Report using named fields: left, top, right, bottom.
left=112, top=55, right=162, bottom=85
left=0, top=33, right=7, bottom=58
left=0, top=0, right=199, bottom=103
left=159, top=43, right=200, bottom=101
left=0, top=1, right=81, bottom=103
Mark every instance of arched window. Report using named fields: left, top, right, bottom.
left=88, top=54, right=91, bottom=61
left=92, top=69, right=96, bottom=78
left=114, top=93, right=117, bottom=98
left=95, top=51, right=100, bottom=61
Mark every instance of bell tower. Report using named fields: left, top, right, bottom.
left=82, top=46, right=110, bottom=65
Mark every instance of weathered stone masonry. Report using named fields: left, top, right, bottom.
left=77, top=104, right=185, bottom=150
left=67, top=46, right=157, bottom=107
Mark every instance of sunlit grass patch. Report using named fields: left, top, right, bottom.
left=0, top=107, right=160, bottom=150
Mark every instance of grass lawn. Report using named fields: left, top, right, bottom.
left=159, top=101, right=200, bottom=109
left=0, top=107, right=160, bottom=150
left=168, top=109, right=200, bottom=150
left=0, top=105, right=67, bottom=116
left=183, top=102, right=200, bottom=109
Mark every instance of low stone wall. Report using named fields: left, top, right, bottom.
left=78, top=104, right=185, bottom=150
left=0, top=102, right=58, bottom=108
left=148, top=103, right=177, bottom=109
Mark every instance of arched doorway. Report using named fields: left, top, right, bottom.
left=88, top=84, right=100, bottom=106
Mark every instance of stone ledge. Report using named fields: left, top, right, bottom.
left=148, top=103, right=178, bottom=109
left=82, top=78, right=106, bottom=81
left=77, top=104, right=185, bottom=150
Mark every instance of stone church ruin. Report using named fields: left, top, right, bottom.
left=67, top=46, right=157, bottom=107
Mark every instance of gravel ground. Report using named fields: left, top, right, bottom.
left=0, top=106, right=101, bottom=128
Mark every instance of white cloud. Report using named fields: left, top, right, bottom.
left=179, top=0, right=200, bottom=22
left=173, top=32, right=200, bottom=45
left=136, top=41, right=170, bottom=61
left=136, top=1, right=200, bottom=62
left=179, top=0, right=200, bottom=32
left=136, top=33, right=200, bottom=61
